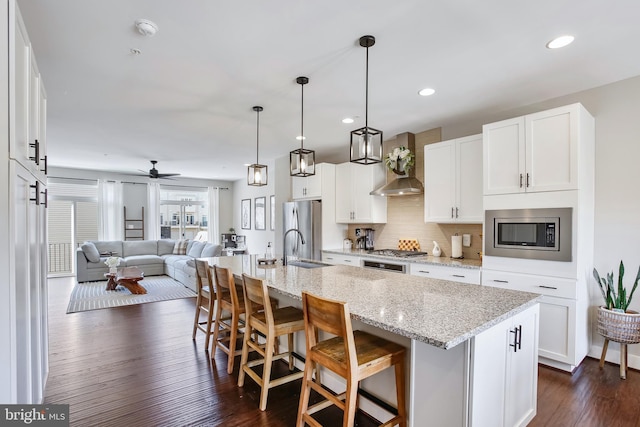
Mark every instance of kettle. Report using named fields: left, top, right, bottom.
left=343, top=238, right=353, bottom=250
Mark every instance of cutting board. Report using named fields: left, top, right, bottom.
left=398, top=239, right=420, bottom=251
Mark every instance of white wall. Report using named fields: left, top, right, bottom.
left=231, top=159, right=278, bottom=256
left=442, top=74, right=640, bottom=366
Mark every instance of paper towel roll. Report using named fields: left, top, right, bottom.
left=451, top=235, right=463, bottom=258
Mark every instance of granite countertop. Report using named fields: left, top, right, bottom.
left=203, top=255, right=540, bottom=350
left=322, top=248, right=482, bottom=269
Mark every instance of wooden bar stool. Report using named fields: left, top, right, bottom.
left=211, top=265, right=246, bottom=374
left=192, top=259, right=216, bottom=350
left=237, top=274, right=305, bottom=410
left=297, top=291, right=407, bottom=427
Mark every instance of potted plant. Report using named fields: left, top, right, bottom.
left=594, top=261, right=640, bottom=378
left=594, top=261, right=640, bottom=313
left=384, top=146, right=415, bottom=175
left=594, top=260, right=640, bottom=342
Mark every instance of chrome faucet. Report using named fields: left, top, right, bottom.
left=283, top=228, right=305, bottom=266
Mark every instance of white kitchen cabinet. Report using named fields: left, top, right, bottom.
left=409, top=262, right=480, bottom=285
left=424, top=134, right=482, bottom=223
left=335, top=162, right=387, bottom=223
left=483, top=103, right=590, bottom=195
left=1, top=1, right=49, bottom=404
left=10, top=6, right=47, bottom=182
left=470, top=303, right=539, bottom=427
left=291, top=163, right=323, bottom=200
left=321, top=252, right=361, bottom=267
left=483, top=269, right=584, bottom=371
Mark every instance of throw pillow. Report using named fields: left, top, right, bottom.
left=173, top=240, right=189, bottom=255
left=80, top=241, right=100, bottom=263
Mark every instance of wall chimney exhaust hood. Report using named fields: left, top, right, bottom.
left=370, top=132, right=424, bottom=197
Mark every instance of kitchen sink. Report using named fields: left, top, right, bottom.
left=287, top=260, right=331, bottom=269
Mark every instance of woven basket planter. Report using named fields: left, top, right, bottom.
left=597, top=306, right=640, bottom=344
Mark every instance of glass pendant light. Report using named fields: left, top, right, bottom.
left=247, top=106, right=268, bottom=186
left=350, top=35, right=382, bottom=165
left=290, top=76, right=315, bottom=177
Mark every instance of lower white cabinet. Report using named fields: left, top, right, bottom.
left=483, top=269, right=584, bottom=371
left=409, top=263, right=480, bottom=285
left=470, top=303, right=539, bottom=427
left=410, top=304, right=539, bottom=427
left=321, top=252, right=361, bottom=267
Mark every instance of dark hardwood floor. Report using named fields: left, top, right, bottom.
left=44, top=276, right=640, bottom=426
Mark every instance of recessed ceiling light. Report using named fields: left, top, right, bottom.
left=342, top=117, right=354, bottom=124
left=546, top=35, right=574, bottom=49
left=296, top=136, right=306, bottom=141
left=418, top=88, right=435, bottom=97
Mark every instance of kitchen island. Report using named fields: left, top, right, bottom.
left=204, top=255, right=541, bottom=427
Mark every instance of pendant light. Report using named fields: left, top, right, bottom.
left=350, top=35, right=382, bottom=165
left=290, top=76, right=315, bottom=177
left=247, top=106, right=268, bottom=186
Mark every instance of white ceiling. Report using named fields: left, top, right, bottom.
left=17, top=0, right=640, bottom=181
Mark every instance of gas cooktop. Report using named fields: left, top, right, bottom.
left=367, top=249, right=429, bottom=258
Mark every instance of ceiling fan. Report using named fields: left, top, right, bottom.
left=137, top=160, right=180, bottom=179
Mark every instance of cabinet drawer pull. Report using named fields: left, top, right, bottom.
left=418, top=270, right=430, bottom=274
left=455, top=207, right=459, bottom=218
left=538, top=285, right=558, bottom=290
left=29, top=140, right=40, bottom=165
left=41, top=155, right=48, bottom=174
left=29, top=181, right=40, bottom=205
left=493, top=279, right=509, bottom=283
left=452, top=274, right=465, bottom=278
left=326, top=257, right=334, bottom=260
left=344, top=259, right=352, bottom=263
left=510, top=325, right=522, bottom=352
left=526, top=173, right=530, bottom=187
left=451, top=207, right=454, bottom=218
left=519, top=173, right=523, bottom=188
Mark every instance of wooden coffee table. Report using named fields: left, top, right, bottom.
left=105, top=266, right=146, bottom=294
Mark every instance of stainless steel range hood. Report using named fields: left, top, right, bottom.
left=370, top=132, right=424, bottom=197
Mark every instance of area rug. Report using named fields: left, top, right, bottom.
left=67, top=275, right=196, bottom=313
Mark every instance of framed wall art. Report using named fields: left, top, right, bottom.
left=255, top=197, right=266, bottom=230
left=241, top=199, right=251, bottom=230
left=270, top=195, right=275, bottom=231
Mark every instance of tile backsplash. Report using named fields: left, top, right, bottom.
left=346, top=127, right=483, bottom=260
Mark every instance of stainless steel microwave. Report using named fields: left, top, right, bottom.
left=485, top=208, right=572, bottom=262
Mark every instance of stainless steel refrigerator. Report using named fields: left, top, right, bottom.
left=283, top=200, right=322, bottom=262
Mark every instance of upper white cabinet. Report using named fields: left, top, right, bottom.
left=483, top=104, right=591, bottom=195
left=335, top=162, right=387, bottom=223
left=424, top=134, right=483, bottom=223
left=291, top=164, right=323, bottom=200
left=10, top=6, right=47, bottom=181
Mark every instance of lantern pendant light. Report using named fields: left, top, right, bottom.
left=290, top=76, right=315, bottom=177
left=350, top=35, right=382, bottom=165
left=247, top=106, right=268, bottom=186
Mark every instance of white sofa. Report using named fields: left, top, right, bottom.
left=76, top=239, right=222, bottom=292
